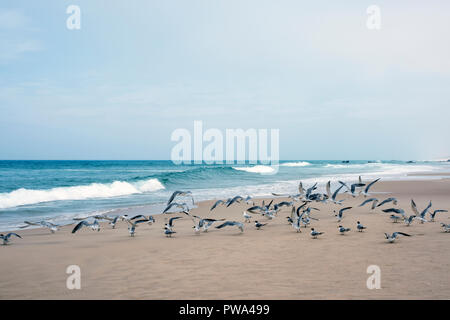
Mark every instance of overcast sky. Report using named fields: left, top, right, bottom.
left=1, top=0, right=449, bottom=160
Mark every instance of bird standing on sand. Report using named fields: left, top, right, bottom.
left=254, top=221, right=267, bottom=230
left=164, top=216, right=182, bottom=232
left=310, top=228, right=324, bottom=239
left=389, top=214, right=402, bottom=223
left=338, top=225, right=351, bottom=235
left=440, top=223, right=450, bottom=232
left=1, top=232, right=22, bottom=245
left=356, top=221, right=366, bottom=232
left=384, top=232, right=411, bottom=243
left=243, top=211, right=252, bottom=223
left=164, top=228, right=176, bottom=237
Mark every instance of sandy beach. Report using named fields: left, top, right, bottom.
left=1, top=178, right=449, bottom=300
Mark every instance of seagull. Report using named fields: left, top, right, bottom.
left=147, top=215, right=155, bottom=225
left=163, top=202, right=189, bottom=214
left=126, top=219, right=149, bottom=237
left=164, top=227, right=176, bottom=237
left=0, top=232, right=22, bottom=245
left=20, top=220, right=61, bottom=233
left=384, top=232, right=411, bottom=243
left=215, top=221, right=244, bottom=233
left=358, top=198, right=378, bottom=210
left=411, top=199, right=432, bottom=223
left=382, top=208, right=406, bottom=219
left=164, top=216, right=182, bottom=232
left=167, top=190, right=194, bottom=206
left=404, top=215, right=416, bottom=226
left=440, top=223, right=450, bottom=232
left=335, top=207, right=352, bottom=222
left=376, top=197, right=398, bottom=208
left=361, top=178, right=380, bottom=197
left=226, top=196, right=244, bottom=207
left=330, top=184, right=344, bottom=204
left=201, top=218, right=226, bottom=232
left=72, top=219, right=100, bottom=234
left=254, top=221, right=267, bottom=230
left=356, top=221, right=366, bottom=232
left=210, top=200, right=225, bottom=211
left=243, top=211, right=252, bottom=223
left=338, top=225, right=351, bottom=235
left=430, top=209, right=448, bottom=222
left=310, top=228, right=324, bottom=239
left=244, top=195, right=254, bottom=205
left=350, top=183, right=365, bottom=197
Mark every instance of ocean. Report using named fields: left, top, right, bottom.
left=0, top=160, right=449, bottom=231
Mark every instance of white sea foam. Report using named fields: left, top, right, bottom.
left=280, top=161, right=311, bottom=167
left=232, top=165, right=276, bottom=174
left=0, top=178, right=165, bottom=209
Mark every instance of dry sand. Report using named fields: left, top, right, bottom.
left=1, top=179, right=449, bottom=299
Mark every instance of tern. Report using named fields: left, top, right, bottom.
left=310, top=228, right=324, bottom=239
left=356, top=221, right=366, bottom=232
left=243, top=211, right=252, bottom=223
left=126, top=219, right=149, bottom=237
left=338, top=225, right=351, bottom=234
left=328, top=183, right=345, bottom=205
left=20, top=220, right=61, bottom=233
left=72, top=219, right=100, bottom=234
left=164, top=227, right=176, bottom=237
left=254, top=221, right=267, bottom=230
left=215, top=221, right=244, bottom=233
left=382, top=208, right=406, bottom=220
left=358, top=198, right=378, bottom=210
left=0, top=232, right=22, bottom=245
left=167, top=190, right=194, bottom=206
left=376, top=197, right=398, bottom=208
left=440, top=223, right=450, bottom=232
left=163, top=202, right=189, bottom=214
left=210, top=200, right=225, bottom=211
left=361, top=178, right=380, bottom=197
left=430, top=209, right=448, bottom=222
left=411, top=199, right=432, bottom=223
left=335, top=207, right=352, bottom=222
left=226, top=196, right=244, bottom=207
left=164, top=216, right=182, bottom=232
left=384, top=232, right=411, bottom=243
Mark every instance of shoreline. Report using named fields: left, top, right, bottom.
left=1, top=178, right=449, bottom=299
left=3, top=169, right=450, bottom=233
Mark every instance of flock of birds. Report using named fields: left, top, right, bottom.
left=2, top=177, right=449, bottom=245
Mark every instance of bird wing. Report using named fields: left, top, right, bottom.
left=326, top=181, right=331, bottom=198
left=364, top=178, right=380, bottom=193
left=6, top=232, right=22, bottom=239
left=420, top=201, right=432, bottom=218
left=72, top=221, right=89, bottom=234
left=410, top=199, right=419, bottom=215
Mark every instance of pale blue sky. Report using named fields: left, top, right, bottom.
left=1, top=0, right=449, bottom=160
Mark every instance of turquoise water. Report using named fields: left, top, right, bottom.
left=0, top=160, right=448, bottom=230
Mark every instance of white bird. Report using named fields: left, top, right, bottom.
left=384, top=232, right=411, bottom=243
left=440, top=223, right=450, bottom=232
left=243, top=211, right=252, bottom=223
left=334, top=207, right=352, bottom=222
left=338, top=225, right=351, bottom=235
left=126, top=218, right=149, bottom=237
left=358, top=198, right=378, bottom=210
left=376, top=197, right=398, bottom=208
left=254, top=221, right=267, bottom=230
left=215, top=221, right=244, bottom=233
left=20, top=220, right=61, bottom=233
left=167, top=190, right=194, bottom=206
left=0, top=232, right=22, bottom=245
left=310, top=228, right=324, bottom=239
left=356, top=221, right=366, bottom=232
left=430, top=210, right=448, bottom=222
left=164, top=227, right=176, bottom=237
left=71, top=219, right=100, bottom=234
left=361, top=178, right=380, bottom=197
